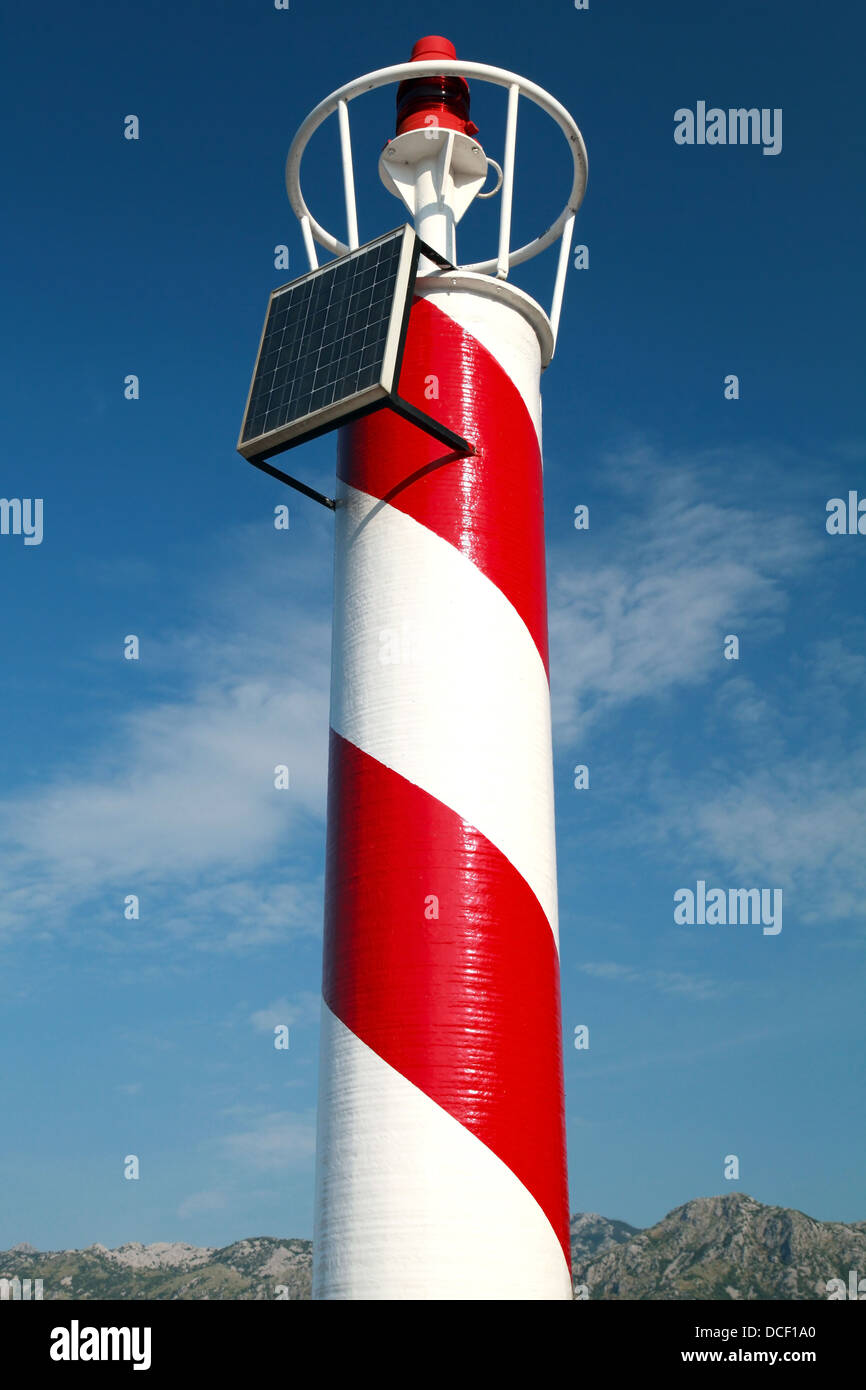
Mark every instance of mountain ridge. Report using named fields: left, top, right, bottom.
left=2, top=1194, right=863, bottom=1300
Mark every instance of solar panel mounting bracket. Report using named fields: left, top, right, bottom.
left=387, top=393, right=474, bottom=459
left=245, top=456, right=338, bottom=510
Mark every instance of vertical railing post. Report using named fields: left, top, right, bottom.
left=337, top=99, right=360, bottom=251
left=549, top=211, right=575, bottom=349
left=496, top=83, right=520, bottom=280
left=300, top=214, right=319, bottom=271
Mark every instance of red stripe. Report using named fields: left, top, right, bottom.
left=322, top=730, right=571, bottom=1271
left=337, top=296, right=550, bottom=675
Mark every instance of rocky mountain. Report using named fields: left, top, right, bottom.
left=0, top=1237, right=312, bottom=1300
left=2, top=1194, right=863, bottom=1299
left=570, top=1212, right=642, bottom=1262
left=573, top=1193, right=866, bottom=1300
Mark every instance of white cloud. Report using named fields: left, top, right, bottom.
left=219, top=1111, right=317, bottom=1173
left=578, top=961, right=730, bottom=1001
left=666, top=761, right=866, bottom=924
left=548, top=445, right=816, bottom=740
left=177, top=1189, right=227, bottom=1219
left=0, top=528, right=332, bottom=945
left=549, top=445, right=866, bottom=931
left=250, top=993, right=320, bottom=1034
left=157, top=877, right=324, bottom=952
left=13, top=684, right=322, bottom=868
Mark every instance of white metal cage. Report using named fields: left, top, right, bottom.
left=284, top=57, right=588, bottom=349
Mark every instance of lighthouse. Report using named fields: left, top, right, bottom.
left=239, top=36, right=587, bottom=1300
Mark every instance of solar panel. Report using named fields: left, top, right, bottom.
left=237, top=225, right=419, bottom=464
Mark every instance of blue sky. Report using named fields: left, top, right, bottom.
left=1, top=0, right=864, bottom=1251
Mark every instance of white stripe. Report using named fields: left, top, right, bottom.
left=330, top=482, right=559, bottom=945
left=415, top=285, right=544, bottom=445
left=313, top=1002, right=572, bottom=1300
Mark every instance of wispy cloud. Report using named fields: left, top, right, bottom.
left=218, top=1110, right=317, bottom=1173
left=177, top=1189, right=227, bottom=1220
left=658, top=760, right=866, bottom=925
left=0, top=528, right=332, bottom=947
left=570, top=1024, right=792, bottom=1079
left=578, top=961, right=730, bottom=1001
left=551, top=445, right=866, bottom=933
left=548, top=444, right=817, bottom=740
left=249, top=993, right=320, bottom=1034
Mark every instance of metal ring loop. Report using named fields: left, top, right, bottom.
left=476, top=156, right=503, bottom=200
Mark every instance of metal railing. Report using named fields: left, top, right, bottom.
left=284, top=58, right=588, bottom=352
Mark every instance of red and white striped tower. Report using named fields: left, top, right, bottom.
left=289, top=38, right=587, bottom=1300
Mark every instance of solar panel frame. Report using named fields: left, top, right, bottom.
left=237, top=224, right=421, bottom=465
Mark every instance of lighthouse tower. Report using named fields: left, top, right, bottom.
left=282, top=37, right=587, bottom=1300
